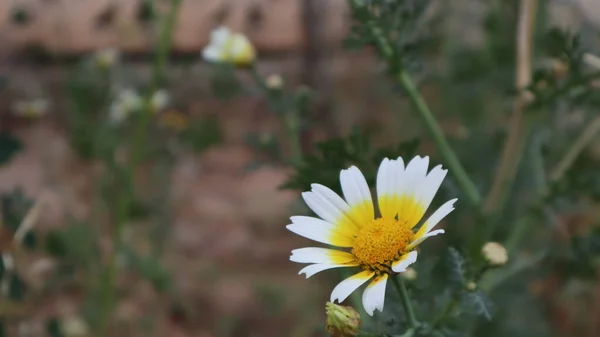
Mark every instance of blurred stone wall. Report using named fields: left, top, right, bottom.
left=0, top=0, right=348, bottom=54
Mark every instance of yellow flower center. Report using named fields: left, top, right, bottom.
left=351, top=217, right=414, bottom=272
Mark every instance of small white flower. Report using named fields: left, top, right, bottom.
left=202, top=26, right=256, bottom=66
left=60, top=315, right=89, bottom=337
left=288, top=156, right=457, bottom=316
left=12, top=98, right=50, bottom=118
left=93, top=48, right=120, bottom=69
left=266, top=74, right=284, bottom=90
left=109, top=89, right=143, bottom=124
left=150, top=89, right=170, bottom=113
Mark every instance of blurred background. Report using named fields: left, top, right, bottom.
left=0, top=0, right=599, bottom=336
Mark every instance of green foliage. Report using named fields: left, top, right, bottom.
left=209, top=65, right=242, bottom=100
left=282, top=128, right=419, bottom=193
left=179, top=116, right=222, bottom=153
left=45, top=223, right=101, bottom=265
left=0, top=133, right=22, bottom=166
left=45, top=317, right=64, bottom=337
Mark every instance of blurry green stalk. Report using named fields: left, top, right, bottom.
left=391, top=275, right=420, bottom=329
left=99, top=0, right=183, bottom=335
left=249, top=66, right=304, bottom=166
left=355, top=2, right=482, bottom=207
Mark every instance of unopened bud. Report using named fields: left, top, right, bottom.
left=466, top=281, right=477, bottom=291
left=266, top=74, right=283, bottom=90
left=93, top=48, right=120, bottom=70
left=325, top=302, right=360, bottom=337
left=402, top=267, right=417, bottom=281
left=482, top=242, right=508, bottom=267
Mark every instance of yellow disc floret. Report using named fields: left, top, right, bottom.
left=351, top=217, right=414, bottom=272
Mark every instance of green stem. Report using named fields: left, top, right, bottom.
left=361, top=10, right=480, bottom=206
left=396, top=71, right=481, bottom=207
left=98, top=1, right=182, bottom=335
left=249, top=66, right=303, bottom=166
left=391, top=275, right=419, bottom=329
left=430, top=298, right=457, bottom=329
left=549, top=115, right=600, bottom=183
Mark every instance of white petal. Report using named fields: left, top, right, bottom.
left=298, top=263, right=356, bottom=278
left=362, top=274, right=388, bottom=316
left=286, top=216, right=355, bottom=247
left=202, top=46, right=223, bottom=62
left=1, top=253, right=14, bottom=271
left=414, top=198, right=457, bottom=238
left=398, top=156, right=429, bottom=202
left=209, top=26, right=231, bottom=47
left=406, top=230, right=445, bottom=250
left=290, top=247, right=355, bottom=264
left=391, top=251, right=418, bottom=272
left=330, top=270, right=375, bottom=303
left=376, top=157, right=405, bottom=218
left=340, top=166, right=373, bottom=212
left=416, top=165, right=448, bottom=213
left=303, top=185, right=361, bottom=232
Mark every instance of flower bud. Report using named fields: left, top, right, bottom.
left=325, top=302, right=360, bottom=337
left=402, top=267, right=417, bottom=281
left=466, top=281, right=477, bottom=291
left=266, top=74, right=284, bottom=90
left=93, top=48, right=120, bottom=70
left=482, top=242, right=508, bottom=266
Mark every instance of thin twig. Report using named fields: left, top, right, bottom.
left=549, top=116, right=600, bottom=183
left=483, top=0, right=538, bottom=214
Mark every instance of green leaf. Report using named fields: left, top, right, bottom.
left=45, top=317, right=64, bottom=337
left=179, top=116, right=222, bottom=154
left=447, top=248, right=467, bottom=288
left=461, top=290, right=494, bottom=320
left=7, top=273, right=27, bottom=301
left=44, top=224, right=100, bottom=266
left=0, top=133, right=22, bottom=165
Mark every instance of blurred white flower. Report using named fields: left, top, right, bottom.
left=60, top=315, right=90, bottom=337
left=11, top=98, right=50, bottom=118
left=150, top=89, right=170, bottom=113
left=93, top=48, right=120, bottom=69
left=266, top=74, right=284, bottom=90
left=202, top=26, right=256, bottom=66
left=109, top=89, right=143, bottom=124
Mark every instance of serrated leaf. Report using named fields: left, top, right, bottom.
left=447, top=248, right=466, bottom=287
left=461, top=290, right=494, bottom=320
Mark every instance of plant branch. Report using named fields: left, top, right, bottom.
left=391, top=275, right=420, bottom=329
left=99, top=1, right=182, bottom=335
left=396, top=71, right=481, bottom=206
left=549, top=115, right=600, bottom=183
left=483, top=0, right=538, bottom=214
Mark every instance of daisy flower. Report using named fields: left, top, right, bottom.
left=202, top=27, right=256, bottom=66
left=288, top=156, right=457, bottom=315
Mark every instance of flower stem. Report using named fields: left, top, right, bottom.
left=482, top=0, right=538, bottom=214
left=98, top=0, right=182, bottom=335
left=396, top=71, right=481, bottom=207
left=391, top=275, right=419, bottom=329
left=249, top=66, right=303, bottom=166
left=549, top=115, right=600, bottom=183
